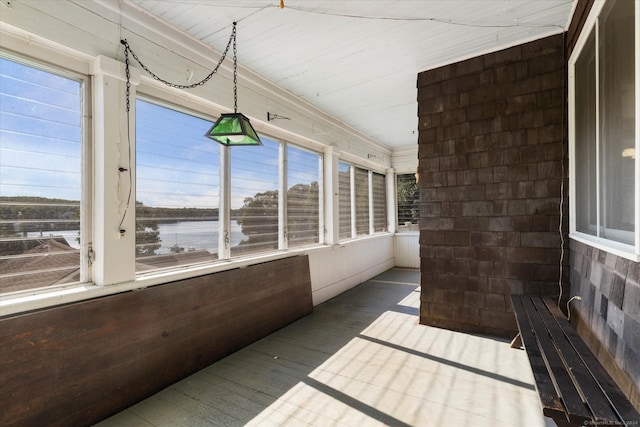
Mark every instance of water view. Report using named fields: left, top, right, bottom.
left=28, top=220, right=248, bottom=254
left=155, top=220, right=247, bottom=254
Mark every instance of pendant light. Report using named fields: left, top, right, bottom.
left=204, top=22, right=262, bottom=146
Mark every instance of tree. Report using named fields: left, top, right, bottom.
left=135, top=202, right=162, bottom=256
left=287, top=182, right=319, bottom=244
left=236, top=190, right=278, bottom=246
left=236, top=183, right=320, bottom=248
left=0, top=196, right=80, bottom=236
left=397, top=174, right=419, bottom=226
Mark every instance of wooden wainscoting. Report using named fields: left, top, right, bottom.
left=0, top=255, right=312, bottom=427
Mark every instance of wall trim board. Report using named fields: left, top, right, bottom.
left=0, top=255, right=313, bottom=427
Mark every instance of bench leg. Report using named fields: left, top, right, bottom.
left=510, top=333, right=522, bottom=349
left=550, top=417, right=574, bottom=427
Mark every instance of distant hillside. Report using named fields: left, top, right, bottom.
left=0, top=196, right=80, bottom=236
left=0, top=197, right=230, bottom=238
left=136, top=202, right=220, bottom=222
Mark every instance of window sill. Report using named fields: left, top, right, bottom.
left=0, top=246, right=322, bottom=317
left=569, top=233, right=640, bottom=262
left=338, top=232, right=393, bottom=244
left=0, top=235, right=394, bottom=317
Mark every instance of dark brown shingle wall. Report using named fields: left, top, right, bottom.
left=570, top=240, right=640, bottom=408
left=417, top=34, right=569, bottom=337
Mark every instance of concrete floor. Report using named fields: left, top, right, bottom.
left=96, top=268, right=551, bottom=427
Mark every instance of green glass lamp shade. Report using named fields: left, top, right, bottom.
left=204, top=113, right=262, bottom=146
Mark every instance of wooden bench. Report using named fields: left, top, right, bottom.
left=510, top=295, right=640, bottom=427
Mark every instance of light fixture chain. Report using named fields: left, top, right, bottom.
left=124, top=47, right=131, bottom=113
left=233, top=24, right=238, bottom=113
left=120, top=23, right=236, bottom=90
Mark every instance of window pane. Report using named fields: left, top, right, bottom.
left=575, top=30, right=597, bottom=236
left=355, top=167, right=369, bottom=235
left=338, top=162, right=352, bottom=240
left=372, top=172, right=387, bottom=232
left=397, top=174, right=419, bottom=230
left=599, top=0, right=635, bottom=244
left=287, top=146, right=321, bottom=248
left=0, top=58, right=82, bottom=293
left=135, top=99, right=219, bottom=272
left=231, top=137, right=279, bottom=256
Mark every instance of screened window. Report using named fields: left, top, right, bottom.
left=338, top=161, right=352, bottom=240
left=598, top=0, right=635, bottom=244
left=287, top=145, right=321, bottom=248
left=397, top=174, right=419, bottom=231
left=0, top=57, right=83, bottom=293
left=231, top=136, right=279, bottom=256
left=135, top=99, right=220, bottom=272
left=575, top=31, right=597, bottom=237
left=372, top=172, right=387, bottom=232
left=355, top=167, right=369, bottom=236
left=571, top=0, right=636, bottom=250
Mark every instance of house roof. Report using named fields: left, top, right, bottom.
left=0, top=238, right=80, bottom=294
left=1, top=238, right=219, bottom=293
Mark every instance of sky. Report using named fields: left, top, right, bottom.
left=0, top=57, right=320, bottom=213
left=136, top=98, right=320, bottom=210
left=0, top=57, right=82, bottom=202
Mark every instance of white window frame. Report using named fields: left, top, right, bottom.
left=0, top=47, right=92, bottom=291
left=568, top=0, right=640, bottom=261
left=134, top=95, right=223, bottom=270
left=395, top=172, right=419, bottom=233
left=336, top=160, right=353, bottom=241
left=338, top=158, right=390, bottom=241
left=371, top=170, right=388, bottom=233
left=136, top=85, right=327, bottom=268
left=282, top=142, right=324, bottom=249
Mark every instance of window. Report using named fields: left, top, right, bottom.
left=570, top=0, right=637, bottom=255
left=372, top=172, right=387, bottom=232
left=231, top=136, right=280, bottom=256
left=338, top=161, right=352, bottom=240
left=574, top=31, right=597, bottom=238
left=354, top=167, right=369, bottom=236
left=0, top=57, right=84, bottom=293
left=338, top=162, right=389, bottom=240
left=598, top=0, right=635, bottom=244
left=135, top=99, right=220, bottom=271
left=135, top=100, right=323, bottom=268
left=287, top=145, right=321, bottom=248
left=397, top=173, right=419, bottom=231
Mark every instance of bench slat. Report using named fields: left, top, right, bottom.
left=521, top=297, right=593, bottom=425
left=531, top=297, right=619, bottom=422
left=510, top=296, right=566, bottom=420
left=543, top=298, right=640, bottom=424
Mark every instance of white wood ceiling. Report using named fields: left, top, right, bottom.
left=128, top=0, right=574, bottom=149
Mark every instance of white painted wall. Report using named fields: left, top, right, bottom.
left=392, top=145, right=419, bottom=174
left=394, top=233, right=420, bottom=269
left=391, top=144, right=420, bottom=270
left=308, top=235, right=395, bottom=305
